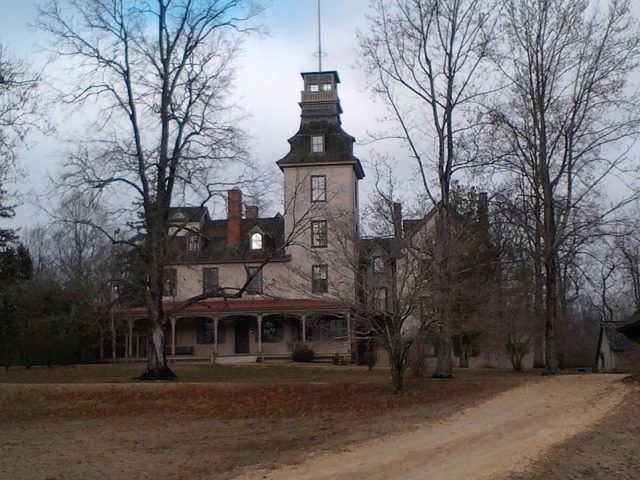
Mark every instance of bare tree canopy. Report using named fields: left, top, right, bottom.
left=0, top=44, right=42, bottom=246
left=36, top=0, right=263, bottom=379
left=359, top=0, right=502, bottom=378
left=490, top=0, right=640, bottom=373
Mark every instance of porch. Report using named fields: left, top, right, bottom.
left=114, top=299, right=354, bottom=363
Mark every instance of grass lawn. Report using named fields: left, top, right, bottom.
left=0, top=363, right=538, bottom=480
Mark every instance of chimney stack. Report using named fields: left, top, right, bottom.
left=246, top=205, right=259, bottom=219
left=392, top=202, right=403, bottom=240
left=227, top=188, right=242, bottom=246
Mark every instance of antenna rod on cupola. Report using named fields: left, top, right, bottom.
left=315, top=0, right=326, bottom=71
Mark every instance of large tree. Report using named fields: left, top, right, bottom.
left=359, top=0, right=501, bottom=377
left=0, top=44, right=41, bottom=246
left=36, top=0, right=262, bottom=379
left=489, top=0, right=640, bottom=373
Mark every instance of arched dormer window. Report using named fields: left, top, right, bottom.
left=250, top=232, right=263, bottom=250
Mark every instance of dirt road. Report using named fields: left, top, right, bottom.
left=237, top=374, right=628, bottom=480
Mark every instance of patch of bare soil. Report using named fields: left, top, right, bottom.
left=504, top=380, right=640, bottom=480
left=236, top=375, right=628, bottom=480
left=0, top=370, right=533, bottom=480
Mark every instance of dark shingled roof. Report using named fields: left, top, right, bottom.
left=168, top=214, right=289, bottom=264
left=618, top=311, right=640, bottom=344
left=604, top=321, right=632, bottom=352
left=276, top=121, right=365, bottom=179
left=168, top=206, right=209, bottom=223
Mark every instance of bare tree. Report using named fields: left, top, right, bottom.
left=489, top=0, right=640, bottom=373
left=359, top=0, right=501, bottom=377
left=36, top=0, right=262, bottom=379
left=0, top=44, right=42, bottom=246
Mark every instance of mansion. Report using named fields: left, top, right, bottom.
left=120, top=70, right=369, bottom=362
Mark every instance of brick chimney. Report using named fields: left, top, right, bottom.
left=246, top=205, right=259, bottom=219
left=392, top=202, right=403, bottom=241
left=227, top=188, right=242, bottom=246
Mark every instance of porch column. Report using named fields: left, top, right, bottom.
left=301, top=314, right=307, bottom=345
left=128, top=319, right=134, bottom=357
left=346, top=311, right=353, bottom=362
left=136, top=335, right=140, bottom=358
left=171, top=317, right=176, bottom=356
left=99, top=329, right=104, bottom=360
left=213, top=317, right=219, bottom=356
left=257, top=314, right=263, bottom=355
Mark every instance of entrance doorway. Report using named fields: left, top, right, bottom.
left=235, top=319, right=251, bottom=354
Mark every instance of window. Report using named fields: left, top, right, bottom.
left=321, top=83, right=332, bottom=91
left=187, top=235, right=200, bottom=252
left=311, top=134, right=324, bottom=153
left=197, top=318, right=225, bottom=344
left=250, top=232, right=263, bottom=250
left=261, top=318, right=284, bottom=343
left=373, top=287, right=388, bottom=310
left=309, top=84, right=319, bottom=92
left=246, top=266, right=263, bottom=294
left=373, top=256, right=385, bottom=274
left=312, top=265, right=328, bottom=293
left=202, top=267, right=219, bottom=294
left=311, top=175, right=326, bottom=202
left=328, top=317, right=347, bottom=339
left=163, top=268, right=177, bottom=296
left=311, top=220, right=327, bottom=247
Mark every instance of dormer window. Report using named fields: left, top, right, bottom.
left=188, top=236, right=200, bottom=252
left=250, top=232, right=263, bottom=250
left=311, top=135, right=324, bottom=153
left=171, top=211, right=186, bottom=221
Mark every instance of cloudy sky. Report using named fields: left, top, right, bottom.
left=1, top=0, right=395, bottom=227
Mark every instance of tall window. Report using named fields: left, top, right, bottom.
left=373, top=256, right=385, bottom=274
left=311, top=220, right=327, bottom=247
left=311, top=175, right=326, bottom=202
left=250, top=232, right=263, bottom=250
left=187, top=235, right=200, bottom=252
left=374, top=287, right=388, bottom=310
left=246, top=266, right=263, bottom=294
left=328, top=317, right=347, bottom=339
left=261, top=318, right=284, bottom=343
left=311, top=134, right=324, bottom=153
left=197, top=318, right=225, bottom=344
left=202, top=267, right=219, bottom=294
left=163, top=268, right=177, bottom=296
left=312, top=265, right=328, bottom=293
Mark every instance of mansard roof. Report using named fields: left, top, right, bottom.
left=168, top=206, right=210, bottom=223
left=276, top=121, right=365, bottom=179
left=167, top=215, right=289, bottom=264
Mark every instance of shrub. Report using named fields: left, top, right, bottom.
left=408, top=339, right=427, bottom=377
left=332, top=352, right=346, bottom=366
left=361, top=349, right=378, bottom=371
left=292, top=344, right=315, bottom=363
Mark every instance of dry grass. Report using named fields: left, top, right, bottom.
left=0, top=364, right=538, bottom=480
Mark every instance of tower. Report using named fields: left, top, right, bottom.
left=277, top=71, right=365, bottom=300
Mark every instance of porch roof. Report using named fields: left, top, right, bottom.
left=117, top=298, right=346, bottom=318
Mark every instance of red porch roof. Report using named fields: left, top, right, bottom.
left=117, top=298, right=345, bottom=317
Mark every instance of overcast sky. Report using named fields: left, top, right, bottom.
left=1, top=0, right=392, bottom=228
left=2, top=0, right=639, bottom=230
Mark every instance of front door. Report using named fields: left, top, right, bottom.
left=235, top=321, right=250, bottom=354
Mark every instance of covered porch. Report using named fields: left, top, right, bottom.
left=116, top=299, right=354, bottom=363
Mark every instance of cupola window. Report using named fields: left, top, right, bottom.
left=188, top=236, right=200, bottom=252
left=250, top=232, right=263, bottom=250
left=311, top=134, right=324, bottom=153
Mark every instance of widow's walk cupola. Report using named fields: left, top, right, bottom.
left=277, top=70, right=365, bottom=180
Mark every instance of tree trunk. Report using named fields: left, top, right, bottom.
left=434, top=210, right=454, bottom=378
left=390, top=364, right=405, bottom=394
left=434, top=330, right=454, bottom=378
left=543, top=249, right=558, bottom=374
left=533, top=232, right=545, bottom=368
